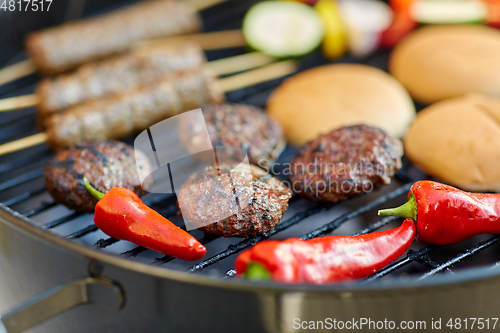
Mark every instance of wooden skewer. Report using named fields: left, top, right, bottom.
left=133, top=29, right=246, bottom=52
left=0, top=51, right=275, bottom=113
left=0, top=28, right=247, bottom=88
left=0, top=60, right=298, bottom=157
left=0, top=60, right=37, bottom=86
left=0, top=132, right=48, bottom=156
left=188, top=0, right=226, bottom=11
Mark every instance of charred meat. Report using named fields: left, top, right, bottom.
left=289, top=125, right=403, bottom=202
left=45, top=141, right=152, bottom=213
left=177, top=163, right=292, bottom=238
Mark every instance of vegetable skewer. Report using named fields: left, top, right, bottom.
left=0, top=60, right=298, bottom=156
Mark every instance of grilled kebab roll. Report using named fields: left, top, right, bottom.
left=37, top=43, right=206, bottom=118
left=289, top=125, right=403, bottom=202
left=45, top=68, right=224, bottom=150
left=178, top=104, right=286, bottom=168
left=45, top=141, right=152, bottom=213
left=26, top=0, right=201, bottom=75
left=178, top=163, right=292, bottom=238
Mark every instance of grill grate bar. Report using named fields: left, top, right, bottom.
left=42, top=212, right=83, bottom=228
left=352, top=216, right=399, bottom=236
left=2, top=187, right=46, bottom=207
left=362, top=245, right=440, bottom=283
left=95, top=237, right=119, bottom=248
left=414, top=255, right=453, bottom=273
left=67, top=224, right=98, bottom=239
left=187, top=204, right=332, bottom=272
left=0, top=150, right=49, bottom=175
left=0, top=167, right=44, bottom=192
left=23, top=201, right=57, bottom=217
left=300, top=183, right=412, bottom=240
left=122, top=246, right=147, bottom=258
left=419, top=235, right=500, bottom=280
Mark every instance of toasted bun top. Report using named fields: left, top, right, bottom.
left=266, top=64, right=415, bottom=146
left=390, top=25, right=500, bottom=104
left=404, top=94, right=500, bottom=192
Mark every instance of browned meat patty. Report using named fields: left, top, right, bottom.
left=179, top=104, right=286, bottom=168
left=289, top=125, right=403, bottom=202
left=45, top=141, right=153, bottom=213
left=177, top=163, right=292, bottom=238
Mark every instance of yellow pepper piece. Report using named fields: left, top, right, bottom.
left=315, top=0, right=347, bottom=60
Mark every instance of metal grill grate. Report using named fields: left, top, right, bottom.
left=1, top=0, right=500, bottom=284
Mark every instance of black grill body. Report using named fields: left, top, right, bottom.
left=1, top=1, right=500, bottom=332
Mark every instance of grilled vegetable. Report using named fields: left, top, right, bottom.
left=243, top=1, right=324, bottom=57
left=379, top=180, right=500, bottom=245
left=380, top=0, right=417, bottom=48
left=84, top=178, right=206, bottom=261
left=26, top=0, right=201, bottom=75
left=45, top=141, right=152, bottom=213
left=45, top=68, right=224, bottom=150
left=315, top=0, right=348, bottom=60
left=411, top=0, right=487, bottom=25
left=338, top=0, right=392, bottom=57
left=235, top=219, right=415, bottom=284
left=38, top=43, right=206, bottom=118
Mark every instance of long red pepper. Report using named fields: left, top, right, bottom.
left=379, top=180, right=500, bottom=245
left=83, top=178, right=206, bottom=261
left=235, top=220, right=415, bottom=284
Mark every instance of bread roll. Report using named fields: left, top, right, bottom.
left=404, top=94, right=500, bottom=192
left=266, top=64, right=415, bottom=146
left=390, top=25, right=500, bottom=104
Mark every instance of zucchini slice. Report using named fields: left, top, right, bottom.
left=243, top=1, right=324, bottom=57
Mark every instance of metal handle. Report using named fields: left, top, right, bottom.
left=0, top=277, right=124, bottom=333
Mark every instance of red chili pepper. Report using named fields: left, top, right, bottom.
left=83, top=178, right=206, bottom=261
left=380, top=0, right=417, bottom=48
left=379, top=180, right=500, bottom=245
left=235, top=220, right=415, bottom=284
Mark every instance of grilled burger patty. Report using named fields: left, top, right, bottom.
left=37, top=43, right=206, bottom=118
left=177, top=163, right=292, bottom=238
left=45, top=141, right=152, bottom=213
left=289, top=125, right=403, bottom=202
left=179, top=104, right=286, bottom=168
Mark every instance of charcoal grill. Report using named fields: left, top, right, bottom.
left=2, top=1, right=500, bottom=332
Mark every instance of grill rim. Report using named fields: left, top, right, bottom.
left=3, top=196, right=500, bottom=292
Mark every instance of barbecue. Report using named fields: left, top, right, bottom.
left=1, top=1, right=500, bottom=332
